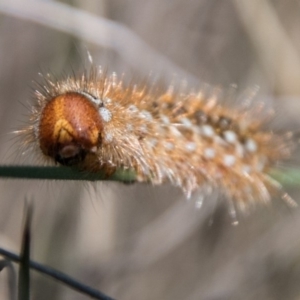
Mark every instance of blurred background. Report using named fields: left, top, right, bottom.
left=1, top=0, right=300, bottom=299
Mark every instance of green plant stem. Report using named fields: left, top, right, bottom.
left=0, top=165, right=136, bottom=182
left=0, top=165, right=299, bottom=188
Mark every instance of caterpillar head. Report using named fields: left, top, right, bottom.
left=38, top=92, right=103, bottom=166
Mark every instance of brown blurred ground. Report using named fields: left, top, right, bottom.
left=1, top=1, right=300, bottom=299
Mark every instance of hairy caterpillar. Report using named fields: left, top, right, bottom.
left=19, top=65, right=296, bottom=210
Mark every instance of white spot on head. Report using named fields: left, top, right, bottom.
left=180, top=118, right=193, bottom=128
left=223, top=154, right=235, bottom=167
left=139, top=110, right=153, bottom=121
left=204, top=148, right=215, bottom=159
left=99, top=107, right=112, bottom=122
left=160, top=115, right=170, bottom=124
left=245, top=138, right=257, bottom=152
left=127, top=104, right=138, bottom=113
left=223, top=130, right=237, bottom=143
left=185, top=142, right=197, bottom=152
left=201, top=125, right=214, bottom=137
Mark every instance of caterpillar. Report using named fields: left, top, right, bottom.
left=19, top=65, right=296, bottom=211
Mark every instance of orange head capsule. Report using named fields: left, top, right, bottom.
left=38, top=92, right=103, bottom=166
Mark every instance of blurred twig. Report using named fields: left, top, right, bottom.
left=0, top=259, right=17, bottom=300
left=0, top=0, right=198, bottom=84
left=233, top=0, right=300, bottom=94
left=18, top=203, right=32, bottom=300
left=0, top=247, right=116, bottom=300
